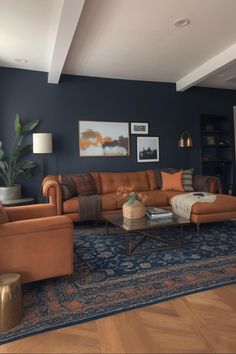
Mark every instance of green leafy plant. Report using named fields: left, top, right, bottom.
left=0, top=114, right=39, bottom=187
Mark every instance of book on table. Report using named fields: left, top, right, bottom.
left=146, top=207, right=173, bottom=219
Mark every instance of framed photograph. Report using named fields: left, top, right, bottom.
left=137, top=136, right=159, bottom=162
left=78, top=121, right=130, bottom=157
left=131, top=122, right=149, bottom=134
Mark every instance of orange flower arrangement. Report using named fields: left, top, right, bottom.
left=117, top=185, right=148, bottom=205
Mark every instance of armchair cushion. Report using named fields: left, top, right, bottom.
left=0, top=203, right=9, bottom=224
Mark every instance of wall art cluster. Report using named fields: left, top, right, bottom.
left=78, top=121, right=159, bottom=162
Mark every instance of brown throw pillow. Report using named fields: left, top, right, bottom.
left=71, top=173, right=97, bottom=196
left=0, top=203, right=9, bottom=224
left=59, top=175, right=77, bottom=201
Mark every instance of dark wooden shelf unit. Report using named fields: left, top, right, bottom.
left=200, top=114, right=235, bottom=194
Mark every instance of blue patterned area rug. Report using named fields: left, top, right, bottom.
left=1, top=221, right=236, bottom=344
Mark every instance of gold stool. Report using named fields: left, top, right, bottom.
left=0, top=273, right=23, bottom=332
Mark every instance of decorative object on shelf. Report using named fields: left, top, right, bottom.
left=33, top=133, right=53, bottom=183
left=0, top=114, right=39, bottom=202
left=206, top=136, right=215, bottom=145
left=131, top=122, right=149, bottom=134
left=78, top=121, right=130, bottom=157
left=137, top=136, right=159, bottom=162
left=205, top=124, right=214, bottom=131
left=178, top=131, right=193, bottom=147
left=117, top=185, right=147, bottom=219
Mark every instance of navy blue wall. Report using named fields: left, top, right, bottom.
left=0, top=67, right=235, bottom=198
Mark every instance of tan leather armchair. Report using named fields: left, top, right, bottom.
left=0, top=204, right=74, bottom=284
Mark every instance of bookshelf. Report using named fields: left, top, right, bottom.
left=200, top=114, right=234, bottom=194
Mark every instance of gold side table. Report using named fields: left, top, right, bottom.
left=0, top=273, right=23, bottom=332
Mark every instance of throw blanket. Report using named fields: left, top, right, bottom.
left=171, top=192, right=217, bottom=220
left=78, top=195, right=101, bottom=221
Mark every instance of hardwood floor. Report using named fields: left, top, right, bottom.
left=1, top=284, right=236, bottom=353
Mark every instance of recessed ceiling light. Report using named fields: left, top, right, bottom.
left=174, top=18, right=190, bottom=27
left=14, top=58, right=28, bottom=63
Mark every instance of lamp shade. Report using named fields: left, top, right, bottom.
left=178, top=131, right=193, bottom=148
left=33, top=133, right=53, bottom=154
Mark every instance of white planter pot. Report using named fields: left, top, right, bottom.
left=0, top=185, right=21, bottom=202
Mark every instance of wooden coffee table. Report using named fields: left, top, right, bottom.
left=104, top=213, right=190, bottom=256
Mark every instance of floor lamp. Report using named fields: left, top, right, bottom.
left=33, top=133, right=53, bottom=199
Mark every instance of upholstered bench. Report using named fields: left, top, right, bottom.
left=190, top=194, right=236, bottom=232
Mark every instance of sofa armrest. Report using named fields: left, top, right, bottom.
left=193, top=175, right=222, bottom=194
left=42, top=175, right=63, bottom=215
left=6, top=203, right=57, bottom=222
left=0, top=215, right=72, bottom=237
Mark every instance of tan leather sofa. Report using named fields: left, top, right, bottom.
left=0, top=204, right=74, bottom=284
left=42, top=169, right=236, bottom=228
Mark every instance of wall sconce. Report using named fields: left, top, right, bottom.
left=178, top=131, right=193, bottom=147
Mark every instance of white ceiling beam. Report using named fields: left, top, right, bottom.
left=176, top=43, right=236, bottom=91
left=48, top=0, right=85, bottom=84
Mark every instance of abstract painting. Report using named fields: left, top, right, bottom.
left=79, top=121, right=130, bottom=157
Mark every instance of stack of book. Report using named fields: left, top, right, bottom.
left=146, top=207, right=173, bottom=220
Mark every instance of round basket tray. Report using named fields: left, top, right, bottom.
left=122, top=200, right=146, bottom=219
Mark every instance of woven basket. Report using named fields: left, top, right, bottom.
left=122, top=200, right=146, bottom=219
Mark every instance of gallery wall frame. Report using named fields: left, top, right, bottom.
left=78, top=121, right=130, bottom=157
left=131, top=122, right=149, bottom=134
left=137, top=136, right=159, bottom=162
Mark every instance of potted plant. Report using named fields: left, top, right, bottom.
left=0, top=114, right=39, bottom=201
left=117, top=185, right=148, bottom=219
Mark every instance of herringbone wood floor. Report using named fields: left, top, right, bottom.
left=1, top=284, right=235, bottom=353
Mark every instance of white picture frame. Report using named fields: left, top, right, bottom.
left=131, top=122, right=149, bottom=135
left=137, top=136, right=159, bottom=162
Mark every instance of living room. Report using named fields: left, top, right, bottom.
left=0, top=0, right=236, bottom=352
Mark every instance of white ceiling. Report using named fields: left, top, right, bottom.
left=1, top=0, right=236, bottom=90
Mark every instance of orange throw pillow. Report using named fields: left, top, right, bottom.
left=161, top=170, right=184, bottom=191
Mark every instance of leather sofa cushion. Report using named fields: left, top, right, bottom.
left=100, top=193, right=117, bottom=211
left=146, top=169, right=158, bottom=190
left=116, top=190, right=168, bottom=209
left=63, top=197, right=78, bottom=214
left=192, top=194, right=236, bottom=215
left=163, top=190, right=187, bottom=204
left=90, top=172, right=102, bottom=195
left=100, top=171, right=149, bottom=194
left=143, top=190, right=168, bottom=207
